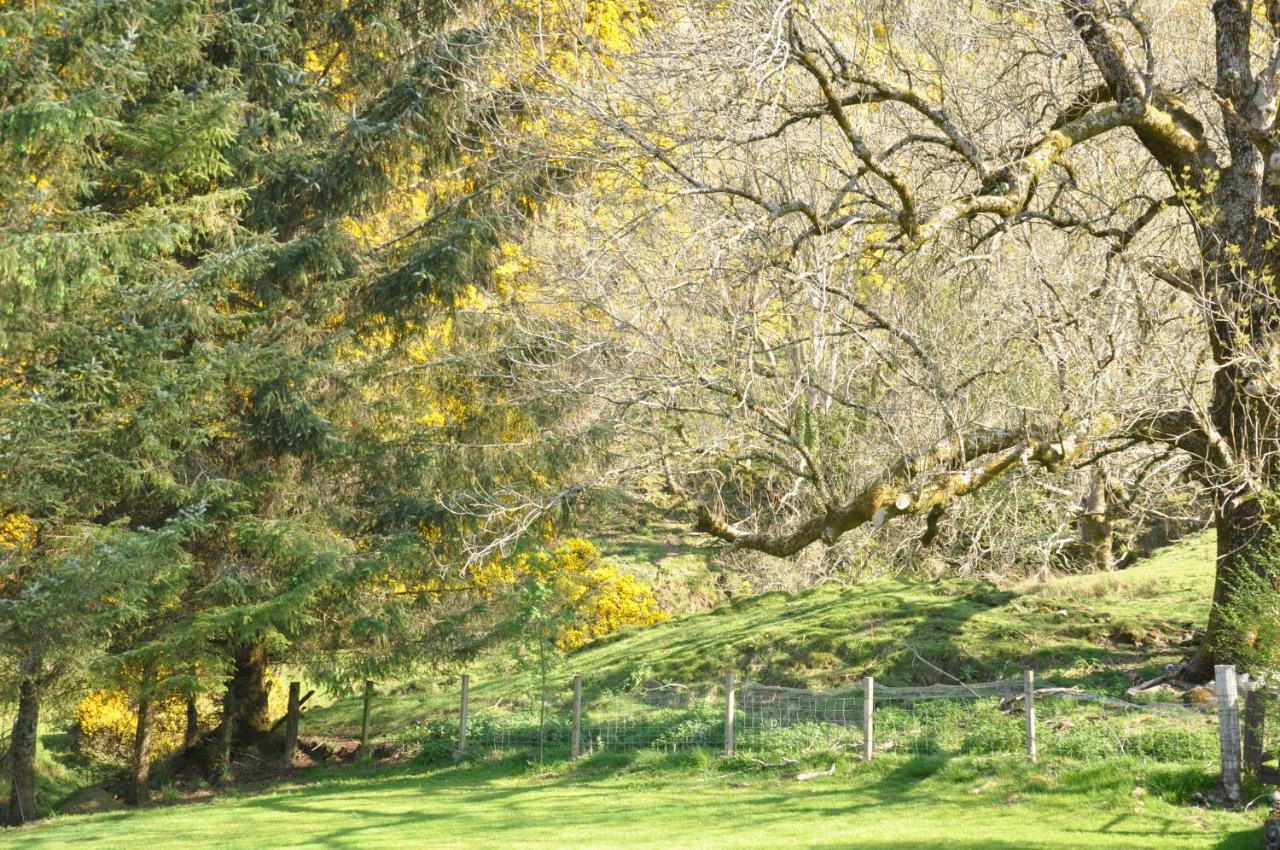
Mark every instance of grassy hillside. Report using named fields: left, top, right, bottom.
left=302, top=532, right=1217, bottom=739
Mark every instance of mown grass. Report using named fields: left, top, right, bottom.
left=304, top=532, right=1217, bottom=740
left=6, top=751, right=1263, bottom=849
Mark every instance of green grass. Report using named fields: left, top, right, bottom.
left=5, top=753, right=1263, bottom=849
left=9, top=532, right=1255, bottom=847
left=594, top=518, right=724, bottom=611
left=304, top=532, right=1218, bottom=740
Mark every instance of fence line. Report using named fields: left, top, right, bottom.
left=392, top=666, right=1242, bottom=783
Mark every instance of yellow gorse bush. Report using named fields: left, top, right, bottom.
left=411, top=534, right=667, bottom=648
left=73, top=689, right=189, bottom=765
left=520, top=538, right=667, bottom=649
left=73, top=673, right=288, bottom=766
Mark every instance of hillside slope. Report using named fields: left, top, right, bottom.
left=303, top=533, right=1216, bottom=737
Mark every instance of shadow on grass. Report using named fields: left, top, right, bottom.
left=6, top=751, right=1262, bottom=850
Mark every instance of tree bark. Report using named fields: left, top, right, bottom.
left=217, top=682, right=235, bottom=779
left=213, top=643, right=273, bottom=778
left=282, top=681, right=300, bottom=765
left=6, top=655, right=41, bottom=826
left=227, top=643, right=272, bottom=741
left=125, top=662, right=157, bottom=806
left=1079, top=469, right=1115, bottom=572
left=184, top=695, right=199, bottom=751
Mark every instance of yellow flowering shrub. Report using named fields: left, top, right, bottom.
left=74, top=689, right=190, bottom=765
left=412, top=535, right=666, bottom=648
left=0, top=511, right=35, bottom=550
left=534, top=538, right=667, bottom=649
left=0, top=511, right=36, bottom=596
left=73, top=673, right=288, bottom=765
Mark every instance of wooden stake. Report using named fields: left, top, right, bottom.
left=1215, top=664, right=1242, bottom=807
left=1243, top=674, right=1265, bottom=773
left=1024, top=669, right=1037, bottom=763
left=724, top=671, right=736, bottom=756
left=863, top=676, right=875, bottom=762
left=359, top=679, right=373, bottom=760
left=571, top=674, right=583, bottom=760
left=455, top=673, right=470, bottom=763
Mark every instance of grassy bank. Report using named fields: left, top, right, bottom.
left=303, top=533, right=1217, bottom=740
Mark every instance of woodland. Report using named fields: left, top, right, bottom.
left=6, top=0, right=1280, bottom=837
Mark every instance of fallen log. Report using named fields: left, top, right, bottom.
left=794, top=764, right=836, bottom=782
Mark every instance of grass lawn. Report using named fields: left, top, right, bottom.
left=5, top=753, right=1263, bottom=850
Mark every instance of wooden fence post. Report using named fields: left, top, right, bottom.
left=724, top=671, right=736, bottom=756
left=1215, top=664, right=1242, bottom=808
left=863, top=676, right=875, bottom=762
left=1244, top=675, right=1265, bottom=774
left=1024, top=669, right=1037, bottom=763
left=571, top=674, right=583, bottom=760
left=454, top=673, right=470, bottom=763
left=283, top=681, right=301, bottom=764
left=358, top=679, right=373, bottom=760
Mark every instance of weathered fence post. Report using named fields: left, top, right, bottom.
left=863, top=676, right=875, bottom=762
left=455, top=673, right=470, bottom=763
left=723, top=671, right=736, bottom=756
left=283, top=681, right=301, bottom=764
left=1024, top=669, right=1037, bottom=763
left=571, top=674, right=583, bottom=760
left=1215, top=664, right=1242, bottom=808
left=358, top=679, right=373, bottom=760
left=1243, top=674, right=1265, bottom=774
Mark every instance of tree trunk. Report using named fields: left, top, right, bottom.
left=184, top=696, right=199, bottom=751
left=227, top=643, right=272, bottom=741
left=125, top=662, right=157, bottom=806
left=282, top=682, right=300, bottom=765
left=1079, top=469, right=1114, bottom=572
left=6, top=656, right=41, bottom=826
left=217, top=682, right=235, bottom=780
left=1193, top=353, right=1280, bottom=680
left=213, top=643, right=272, bottom=779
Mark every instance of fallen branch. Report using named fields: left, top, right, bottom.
left=269, top=689, right=315, bottom=733
left=794, top=764, right=836, bottom=781
left=1124, top=673, right=1170, bottom=698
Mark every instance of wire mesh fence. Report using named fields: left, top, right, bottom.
left=736, top=678, right=1219, bottom=765
left=395, top=669, right=1226, bottom=772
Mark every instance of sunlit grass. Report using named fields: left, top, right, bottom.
left=6, top=752, right=1261, bottom=850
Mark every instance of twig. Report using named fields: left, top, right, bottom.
left=903, top=643, right=982, bottom=698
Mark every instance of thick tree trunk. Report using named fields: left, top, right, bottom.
left=227, top=643, right=272, bottom=741
left=1079, top=470, right=1115, bottom=572
left=1198, top=488, right=1275, bottom=677
left=212, top=643, right=273, bottom=778
left=6, top=657, right=41, bottom=826
left=1192, top=357, right=1280, bottom=680
left=125, top=663, right=157, bottom=806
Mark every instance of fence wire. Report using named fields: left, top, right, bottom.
left=738, top=679, right=1218, bottom=764
left=400, top=674, right=1221, bottom=768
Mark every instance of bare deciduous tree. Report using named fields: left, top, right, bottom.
left=465, top=0, right=1280, bottom=673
